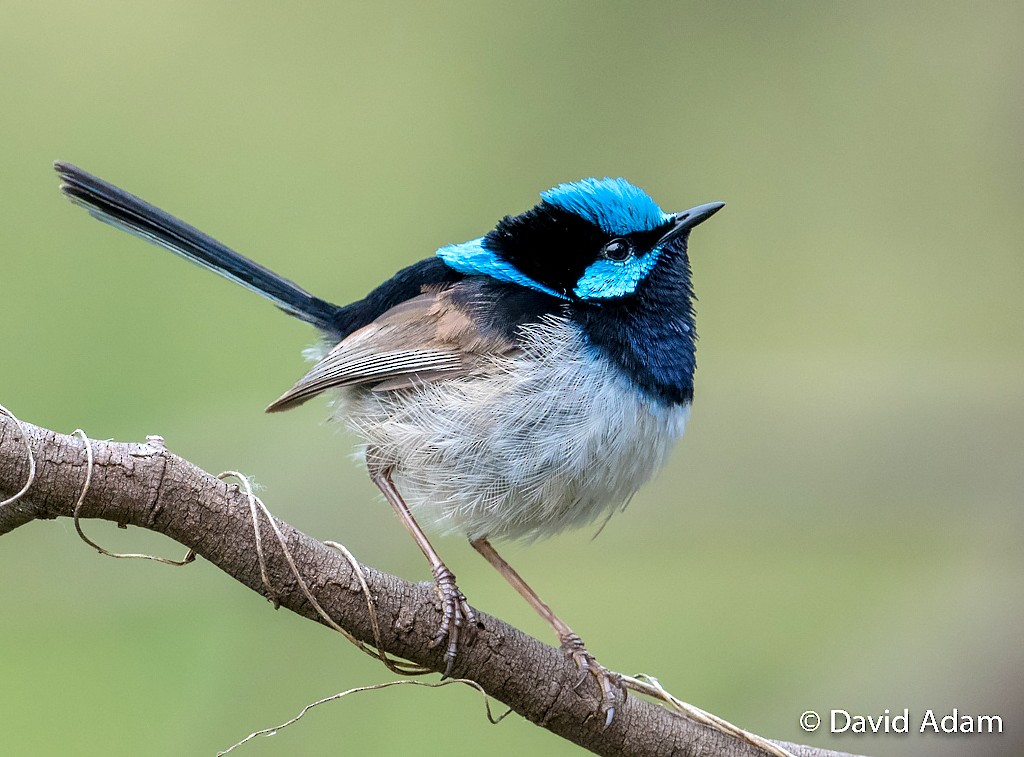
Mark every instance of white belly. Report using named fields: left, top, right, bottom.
left=332, top=317, right=689, bottom=542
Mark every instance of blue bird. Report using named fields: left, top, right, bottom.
left=55, top=163, right=723, bottom=721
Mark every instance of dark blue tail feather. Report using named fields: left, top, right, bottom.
left=55, top=161, right=344, bottom=333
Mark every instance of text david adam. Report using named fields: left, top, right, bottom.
left=831, top=708, right=1002, bottom=734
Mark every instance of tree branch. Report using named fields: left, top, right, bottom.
left=0, top=409, right=861, bottom=757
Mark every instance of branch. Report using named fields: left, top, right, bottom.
left=0, top=409, right=861, bottom=757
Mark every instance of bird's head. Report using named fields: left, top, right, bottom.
left=437, top=177, right=723, bottom=302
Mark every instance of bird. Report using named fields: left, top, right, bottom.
left=54, top=161, right=723, bottom=722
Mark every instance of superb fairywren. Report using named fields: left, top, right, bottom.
left=55, top=162, right=723, bottom=720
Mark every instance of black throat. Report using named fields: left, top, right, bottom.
left=572, top=246, right=697, bottom=406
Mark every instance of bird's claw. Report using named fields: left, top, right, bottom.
left=560, top=633, right=623, bottom=727
left=429, top=564, right=476, bottom=677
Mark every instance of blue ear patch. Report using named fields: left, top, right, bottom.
left=542, top=177, right=670, bottom=236
left=436, top=237, right=568, bottom=299
left=574, top=248, right=663, bottom=300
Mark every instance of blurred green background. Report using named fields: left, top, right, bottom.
left=1, top=2, right=1021, bottom=756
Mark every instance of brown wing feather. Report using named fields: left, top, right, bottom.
left=265, top=287, right=516, bottom=412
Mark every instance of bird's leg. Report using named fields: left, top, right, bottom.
left=470, top=537, right=621, bottom=725
left=367, top=455, right=475, bottom=676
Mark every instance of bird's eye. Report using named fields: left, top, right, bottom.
left=601, top=238, right=632, bottom=262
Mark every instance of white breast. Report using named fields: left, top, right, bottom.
left=332, top=316, right=689, bottom=542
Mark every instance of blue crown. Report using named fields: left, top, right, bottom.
left=541, top=177, right=669, bottom=235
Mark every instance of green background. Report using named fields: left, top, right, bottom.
left=1, top=3, right=1021, bottom=756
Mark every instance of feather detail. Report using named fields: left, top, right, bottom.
left=340, top=316, right=690, bottom=542
left=266, top=286, right=517, bottom=412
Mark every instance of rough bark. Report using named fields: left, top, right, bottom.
left=0, top=410, right=862, bottom=757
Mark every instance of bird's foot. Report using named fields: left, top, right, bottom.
left=429, top=564, right=476, bottom=677
left=560, top=632, right=623, bottom=727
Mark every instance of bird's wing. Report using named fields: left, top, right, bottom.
left=265, top=287, right=516, bottom=412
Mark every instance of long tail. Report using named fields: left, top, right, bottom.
left=54, top=161, right=344, bottom=333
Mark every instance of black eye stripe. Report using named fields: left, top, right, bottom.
left=484, top=204, right=606, bottom=295
left=483, top=203, right=679, bottom=297
left=627, top=222, right=675, bottom=251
